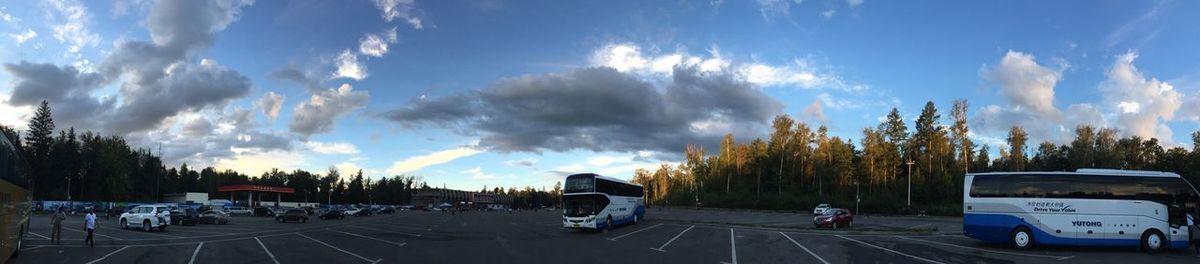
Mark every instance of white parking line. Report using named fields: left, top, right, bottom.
left=719, top=228, right=738, bottom=264
left=606, top=223, right=664, bottom=241
left=650, top=225, right=694, bottom=252
left=836, top=235, right=945, bottom=264
left=187, top=242, right=204, bottom=264
left=254, top=237, right=281, bottom=264
left=893, top=236, right=1074, bottom=260
left=296, top=233, right=383, bottom=264
left=327, top=229, right=406, bottom=247
left=84, top=246, right=129, bottom=264
left=780, top=232, right=830, bottom=264
left=62, top=226, right=124, bottom=240
left=345, top=225, right=423, bottom=237
left=27, top=231, right=51, bottom=240
left=19, top=245, right=45, bottom=251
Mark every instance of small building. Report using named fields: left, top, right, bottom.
left=164, top=192, right=210, bottom=205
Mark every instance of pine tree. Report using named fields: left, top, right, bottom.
left=25, top=100, right=55, bottom=198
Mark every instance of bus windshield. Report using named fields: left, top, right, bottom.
left=563, top=198, right=595, bottom=217
left=564, top=174, right=594, bottom=193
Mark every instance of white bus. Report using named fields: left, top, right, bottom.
left=963, top=169, right=1199, bottom=252
left=562, top=173, right=645, bottom=231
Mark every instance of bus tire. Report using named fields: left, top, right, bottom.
left=13, top=225, right=23, bottom=258
left=1010, top=226, right=1034, bottom=250
left=1141, top=229, right=1165, bottom=253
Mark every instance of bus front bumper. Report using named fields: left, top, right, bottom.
left=563, top=216, right=598, bottom=229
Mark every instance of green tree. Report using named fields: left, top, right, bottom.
left=25, top=100, right=55, bottom=198
left=1005, top=126, right=1028, bottom=171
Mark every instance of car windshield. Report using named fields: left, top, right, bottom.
left=820, top=210, right=839, bottom=216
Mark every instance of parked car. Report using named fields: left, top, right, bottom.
left=318, top=210, right=345, bottom=220
left=347, top=208, right=372, bottom=217
left=812, top=208, right=853, bottom=228
left=301, top=206, right=316, bottom=215
left=170, top=208, right=201, bottom=226
left=227, top=206, right=252, bottom=216
left=253, top=207, right=276, bottom=217
left=119, top=205, right=171, bottom=231
left=275, top=209, right=309, bottom=223
left=199, top=210, right=230, bottom=225
left=812, top=204, right=832, bottom=215
left=376, top=206, right=395, bottom=214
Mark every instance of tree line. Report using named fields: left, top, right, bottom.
left=1, top=101, right=559, bottom=207
left=631, top=99, right=1200, bottom=216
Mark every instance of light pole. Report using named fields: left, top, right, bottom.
left=905, top=159, right=914, bottom=208
left=855, top=179, right=860, bottom=216
left=777, top=136, right=789, bottom=196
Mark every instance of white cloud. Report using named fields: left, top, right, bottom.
left=359, top=34, right=389, bottom=57
left=847, top=0, right=864, bottom=7
left=980, top=50, right=1062, bottom=117
left=214, top=149, right=308, bottom=178
left=9, top=29, right=37, bottom=44
left=373, top=0, right=423, bottom=29
left=590, top=43, right=860, bottom=91
left=504, top=158, right=537, bottom=167
left=332, top=49, right=367, bottom=80
left=305, top=141, right=361, bottom=155
left=386, top=146, right=484, bottom=175
left=256, top=92, right=284, bottom=120
left=756, top=0, right=801, bottom=21
left=1100, top=52, right=1179, bottom=141
left=46, top=0, right=101, bottom=55
left=460, top=167, right=496, bottom=180
left=821, top=10, right=836, bottom=20
left=334, top=162, right=364, bottom=178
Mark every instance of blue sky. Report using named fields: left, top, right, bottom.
left=1, top=0, right=1199, bottom=190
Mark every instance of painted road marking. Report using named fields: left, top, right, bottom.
left=297, top=232, right=383, bottom=264
left=84, top=246, right=129, bottom=264
left=187, top=242, right=204, bottom=264
left=606, top=223, right=664, bottom=241
left=254, top=237, right=281, bottom=264
left=327, top=229, right=407, bottom=247
left=719, top=228, right=738, bottom=264
left=62, top=226, right=125, bottom=240
left=893, top=236, right=1074, bottom=260
left=27, top=231, right=51, bottom=240
left=651, top=225, right=694, bottom=252
left=19, top=245, right=45, bottom=251
left=836, top=235, right=945, bottom=264
left=346, top=225, right=423, bottom=237
left=780, top=232, right=830, bottom=264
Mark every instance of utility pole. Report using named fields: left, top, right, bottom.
left=777, top=136, right=789, bottom=196
left=855, top=179, right=860, bottom=216
left=905, top=159, right=914, bottom=208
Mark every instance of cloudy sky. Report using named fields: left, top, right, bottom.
left=1, top=0, right=1199, bottom=190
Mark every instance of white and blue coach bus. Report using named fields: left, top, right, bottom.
left=963, top=169, right=1199, bottom=252
left=562, top=173, right=645, bottom=231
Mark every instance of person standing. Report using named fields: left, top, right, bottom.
left=50, top=207, right=66, bottom=244
left=83, top=209, right=97, bottom=247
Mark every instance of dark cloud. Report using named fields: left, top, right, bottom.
left=101, top=0, right=249, bottom=84
left=269, top=65, right=322, bottom=91
left=382, top=67, right=782, bottom=154
left=108, top=62, right=251, bottom=133
left=2, top=61, right=114, bottom=129
left=289, top=84, right=370, bottom=136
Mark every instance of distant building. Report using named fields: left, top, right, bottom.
left=411, top=188, right=511, bottom=210
left=163, top=192, right=210, bottom=205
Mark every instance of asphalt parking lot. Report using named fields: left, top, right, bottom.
left=11, top=208, right=1200, bottom=264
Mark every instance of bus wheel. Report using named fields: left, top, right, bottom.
left=1010, top=226, right=1034, bottom=250
left=1141, top=229, right=1165, bottom=253
left=13, top=225, right=23, bottom=258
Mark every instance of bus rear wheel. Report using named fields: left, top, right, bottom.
left=1010, top=226, right=1034, bottom=250
left=1141, top=229, right=1165, bottom=253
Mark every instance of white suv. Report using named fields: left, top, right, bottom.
left=119, top=205, right=171, bottom=231
left=812, top=204, right=831, bottom=215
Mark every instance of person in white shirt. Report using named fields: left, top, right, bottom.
left=83, top=209, right=97, bottom=247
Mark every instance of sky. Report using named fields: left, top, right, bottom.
left=1, top=0, right=1199, bottom=191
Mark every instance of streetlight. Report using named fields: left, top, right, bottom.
left=905, top=159, right=914, bottom=208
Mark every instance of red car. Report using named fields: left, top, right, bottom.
left=813, top=208, right=853, bottom=228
